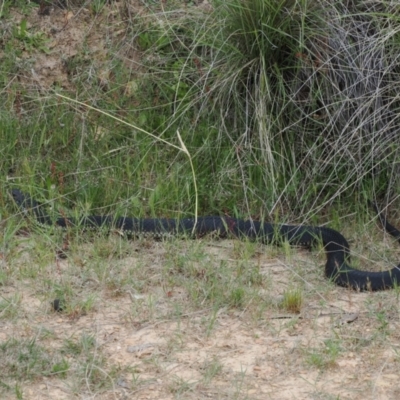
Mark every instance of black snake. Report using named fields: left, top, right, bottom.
left=11, top=189, right=400, bottom=291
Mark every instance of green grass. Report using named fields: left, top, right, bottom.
left=0, top=337, right=57, bottom=379
left=1, top=0, right=400, bottom=218
left=280, top=287, right=303, bottom=314
left=2, top=0, right=400, bottom=398
left=306, top=338, right=342, bottom=369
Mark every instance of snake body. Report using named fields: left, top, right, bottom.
left=11, top=189, right=400, bottom=291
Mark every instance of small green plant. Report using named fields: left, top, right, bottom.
left=1, top=0, right=35, bottom=18
left=51, top=359, right=69, bottom=378
left=376, top=311, right=390, bottom=335
left=0, top=338, right=61, bottom=382
left=202, top=357, right=223, bottom=383
left=306, top=339, right=341, bottom=369
left=0, top=294, right=21, bottom=319
left=14, top=383, right=23, bottom=400
left=91, top=0, right=107, bottom=15
left=12, top=19, right=50, bottom=53
left=229, top=287, right=246, bottom=308
left=280, top=288, right=303, bottom=313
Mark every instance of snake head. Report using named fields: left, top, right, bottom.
left=11, top=189, right=37, bottom=210
left=10, top=189, right=52, bottom=225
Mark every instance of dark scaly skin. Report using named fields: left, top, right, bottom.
left=11, top=189, right=400, bottom=291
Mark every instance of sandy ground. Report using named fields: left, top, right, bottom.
left=2, top=236, right=400, bottom=399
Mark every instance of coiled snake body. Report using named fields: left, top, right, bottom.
left=11, top=189, right=400, bottom=291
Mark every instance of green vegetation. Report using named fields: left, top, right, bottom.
left=2, top=0, right=400, bottom=218
left=1, top=0, right=400, bottom=398
left=306, top=338, right=342, bottom=369
left=280, top=287, right=303, bottom=314
left=0, top=337, right=67, bottom=384
left=11, top=18, right=50, bottom=53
